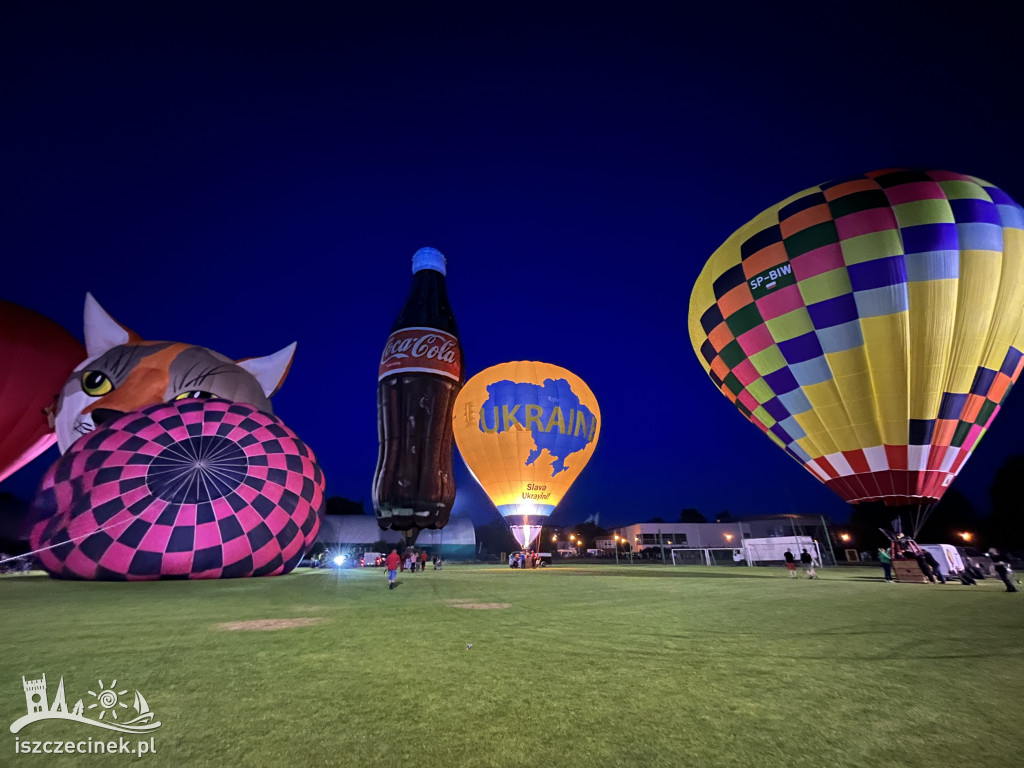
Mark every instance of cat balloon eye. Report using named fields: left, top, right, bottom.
left=81, top=370, right=113, bottom=397
left=173, top=391, right=221, bottom=401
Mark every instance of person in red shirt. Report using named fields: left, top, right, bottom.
left=784, top=549, right=797, bottom=578
left=420, top=551, right=428, bottom=572
left=385, top=549, right=401, bottom=589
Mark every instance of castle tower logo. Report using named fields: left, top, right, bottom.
left=10, top=674, right=162, bottom=735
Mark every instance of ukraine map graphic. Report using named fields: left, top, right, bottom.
left=479, top=378, right=596, bottom=475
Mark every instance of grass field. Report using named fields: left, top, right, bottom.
left=1, top=562, right=1022, bottom=768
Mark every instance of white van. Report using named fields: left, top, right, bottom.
left=918, top=544, right=965, bottom=577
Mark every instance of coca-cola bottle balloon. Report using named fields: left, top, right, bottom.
left=373, top=247, right=464, bottom=540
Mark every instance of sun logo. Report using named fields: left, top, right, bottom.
left=86, top=680, right=129, bottom=720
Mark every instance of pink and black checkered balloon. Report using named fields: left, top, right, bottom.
left=28, top=399, right=324, bottom=580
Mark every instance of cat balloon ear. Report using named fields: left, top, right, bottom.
left=237, top=342, right=297, bottom=398
left=83, top=293, right=140, bottom=357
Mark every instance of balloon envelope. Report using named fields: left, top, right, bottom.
left=453, top=361, right=600, bottom=549
left=0, top=301, right=85, bottom=483
left=688, top=169, right=1024, bottom=508
left=28, top=399, right=324, bottom=580
left=54, top=293, right=293, bottom=453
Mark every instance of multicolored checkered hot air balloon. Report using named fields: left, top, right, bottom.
left=453, top=361, right=600, bottom=550
left=28, top=399, right=324, bottom=580
left=688, top=169, right=1024, bottom=535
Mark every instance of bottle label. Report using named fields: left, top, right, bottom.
left=379, top=327, right=462, bottom=382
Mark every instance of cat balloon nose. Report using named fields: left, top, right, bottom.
left=90, top=408, right=125, bottom=427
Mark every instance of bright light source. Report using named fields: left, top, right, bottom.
left=959, top=532, right=973, bottom=542
left=511, top=524, right=542, bottom=549
left=333, top=555, right=345, bottom=566
left=840, top=533, right=851, bottom=542
left=724, top=533, right=733, bottom=541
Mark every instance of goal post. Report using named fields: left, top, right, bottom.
left=705, top=547, right=749, bottom=566
left=670, top=548, right=708, bottom=566
left=743, top=536, right=822, bottom=567
left=670, top=548, right=749, bottom=566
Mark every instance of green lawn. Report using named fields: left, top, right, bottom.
left=1, top=563, right=1021, bottom=768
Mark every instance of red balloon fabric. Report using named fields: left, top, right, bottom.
left=28, top=399, right=324, bottom=580
left=0, top=301, right=85, bottom=482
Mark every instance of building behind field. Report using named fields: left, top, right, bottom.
left=609, top=514, right=835, bottom=565
left=315, top=513, right=477, bottom=560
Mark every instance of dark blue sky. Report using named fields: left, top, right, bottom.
left=2, top=4, right=1023, bottom=528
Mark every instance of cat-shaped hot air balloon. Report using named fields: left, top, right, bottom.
left=30, top=294, right=324, bottom=580
left=55, top=293, right=296, bottom=452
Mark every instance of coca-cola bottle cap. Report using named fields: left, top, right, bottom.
left=412, top=247, right=447, bottom=276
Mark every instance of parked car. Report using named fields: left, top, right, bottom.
left=360, top=552, right=384, bottom=567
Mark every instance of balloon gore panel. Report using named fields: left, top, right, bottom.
left=688, top=169, right=1024, bottom=506
left=28, top=399, right=324, bottom=580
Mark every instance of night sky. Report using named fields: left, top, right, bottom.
left=3, top=5, right=1023, bottom=529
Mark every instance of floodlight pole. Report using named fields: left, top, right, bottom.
left=819, top=515, right=837, bottom=568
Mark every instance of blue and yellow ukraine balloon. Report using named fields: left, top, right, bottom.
left=688, top=169, right=1024, bottom=513
left=453, top=361, right=600, bottom=549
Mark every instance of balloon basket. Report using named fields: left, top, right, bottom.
left=891, top=559, right=932, bottom=583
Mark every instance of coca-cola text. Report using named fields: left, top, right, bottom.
left=378, top=327, right=461, bottom=381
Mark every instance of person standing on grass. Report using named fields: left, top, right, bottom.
left=878, top=548, right=893, bottom=582
left=800, top=549, right=816, bottom=578
left=420, top=550, right=428, bottom=572
left=386, top=549, right=400, bottom=590
left=784, top=549, right=797, bottom=578
left=988, top=548, right=1018, bottom=593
